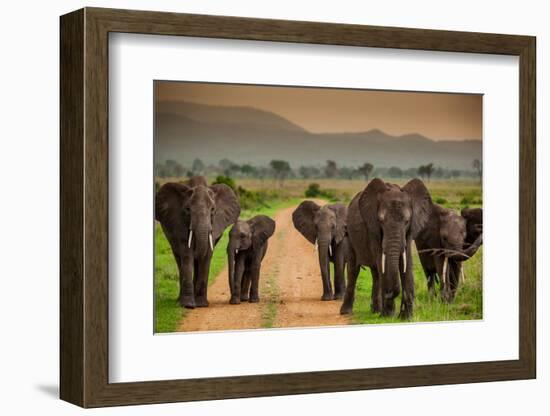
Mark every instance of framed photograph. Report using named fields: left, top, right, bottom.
left=60, top=7, right=536, bottom=408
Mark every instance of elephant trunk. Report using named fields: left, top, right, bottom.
left=192, top=217, right=211, bottom=258
left=382, top=234, right=403, bottom=300
left=317, top=235, right=332, bottom=299
left=447, top=233, right=483, bottom=261
left=462, top=233, right=483, bottom=258
left=227, top=240, right=238, bottom=297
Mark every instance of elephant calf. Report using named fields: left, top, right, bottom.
left=292, top=201, right=348, bottom=301
left=227, top=215, right=276, bottom=304
left=415, top=205, right=483, bottom=302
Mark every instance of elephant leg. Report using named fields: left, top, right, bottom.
left=371, top=267, right=382, bottom=313
left=194, top=254, right=212, bottom=307
left=231, top=257, right=246, bottom=304
left=192, top=259, right=199, bottom=295
left=240, top=271, right=251, bottom=301
left=333, top=246, right=346, bottom=300
left=340, top=253, right=359, bottom=315
left=178, top=253, right=195, bottom=309
left=427, top=271, right=437, bottom=297
left=248, top=263, right=261, bottom=303
left=398, top=249, right=415, bottom=320
left=447, top=261, right=460, bottom=302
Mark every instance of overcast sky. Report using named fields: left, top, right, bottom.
left=156, top=81, right=482, bottom=141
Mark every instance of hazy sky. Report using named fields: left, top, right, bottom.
left=156, top=81, right=482, bottom=141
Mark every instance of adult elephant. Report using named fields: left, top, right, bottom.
left=340, top=178, right=432, bottom=318
left=292, top=201, right=348, bottom=301
left=155, top=176, right=240, bottom=308
left=416, top=205, right=483, bottom=301
left=227, top=215, right=276, bottom=304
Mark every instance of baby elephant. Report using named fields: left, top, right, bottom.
left=416, top=205, right=483, bottom=302
left=292, top=201, right=348, bottom=301
left=227, top=215, right=276, bottom=304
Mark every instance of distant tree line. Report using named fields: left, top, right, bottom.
left=155, top=158, right=481, bottom=182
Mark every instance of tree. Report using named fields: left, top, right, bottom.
left=299, top=166, right=312, bottom=179
left=339, top=166, right=355, bottom=180
left=192, top=158, right=205, bottom=175
left=218, top=158, right=240, bottom=177
left=387, top=166, right=403, bottom=178
left=270, top=160, right=291, bottom=187
left=472, top=159, right=482, bottom=181
left=240, top=164, right=257, bottom=177
left=418, top=163, right=434, bottom=181
left=299, top=166, right=320, bottom=179
left=173, top=162, right=185, bottom=177
left=325, top=160, right=338, bottom=178
left=357, top=162, right=374, bottom=181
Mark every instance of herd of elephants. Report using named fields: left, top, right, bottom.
left=155, top=175, right=483, bottom=320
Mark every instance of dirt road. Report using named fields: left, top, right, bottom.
left=178, top=202, right=351, bottom=332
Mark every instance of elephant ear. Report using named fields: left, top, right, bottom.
left=155, top=182, right=191, bottom=230
left=328, top=204, right=347, bottom=244
left=210, top=184, right=241, bottom=240
left=292, top=200, right=320, bottom=244
left=250, top=215, right=276, bottom=248
left=358, top=178, right=387, bottom=241
left=402, top=178, right=433, bottom=239
left=461, top=208, right=483, bottom=243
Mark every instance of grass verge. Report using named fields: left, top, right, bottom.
left=352, top=246, right=483, bottom=325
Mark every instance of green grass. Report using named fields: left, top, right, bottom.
left=352, top=246, right=483, bottom=325
left=154, top=197, right=301, bottom=333
left=260, top=266, right=280, bottom=328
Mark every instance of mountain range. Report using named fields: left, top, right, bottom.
left=155, top=100, right=482, bottom=170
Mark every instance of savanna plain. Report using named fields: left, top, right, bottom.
left=155, top=177, right=482, bottom=333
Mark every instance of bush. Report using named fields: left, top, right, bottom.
left=304, top=183, right=339, bottom=202
left=211, top=175, right=236, bottom=191
left=435, top=197, right=447, bottom=205
left=237, top=186, right=270, bottom=211
left=305, top=183, right=322, bottom=197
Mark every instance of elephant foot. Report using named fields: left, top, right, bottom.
left=440, top=291, right=452, bottom=304
left=179, top=296, right=196, bottom=309
left=333, top=292, right=344, bottom=300
left=240, top=295, right=249, bottom=302
left=229, top=296, right=241, bottom=305
left=340, top=303, right=353, bottom=315
left=381, top=307, right=395, bottom=317
left=195, top=297, right=209, bottom=307
left=398, top=303, right=413, bottom=321
left=398, top=309, right=413, bottom=320
left=249, top=296, right=260, bottom=303
left=321, top=293, right=333, bottom=301
left=371, top=305, right=382, bottom=314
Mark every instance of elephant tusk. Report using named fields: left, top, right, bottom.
left=442, top=256, right=448, bottom=288
left=235, top=249, right=238, bottom=255
left=188, top=230, right=193, bottom=248
left=209, top=233, right=214, bottom=252
left=460, top=265, right=465, bottom=283
left=314, top=238, right=318, bottom=250
left=402, top=250, right=407, bottom=274
left=381, top=252, right=385, bottom=274
left=329, top=244, right=332, bottom=257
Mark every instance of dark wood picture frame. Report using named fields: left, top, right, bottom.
left=60, top=7, right=536, bottom=408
